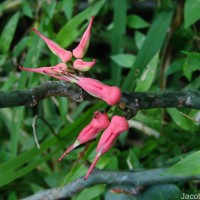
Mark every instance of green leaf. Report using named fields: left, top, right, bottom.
left=0, top=54, right=6, bottom=67
left=17, top=39, right=44, bottom=89
left=73, top=185, right=105, bottom=200
left=71, top=101, right=90, bottom=120
left=167, top=108, right=196, bottom=131
left=136, top=184, right=181, bottom=200
left=127, top=149, right=142, bottom=169
left=165, top=58, right=184, bottom=76
left=185, top=76, right=200, bottom=90
left=55, top=0, right=105, bottom=48
left=127, top=14, right=149, bottom=29
left=164, top=151, right=200, bottom=176
left=22, top=1, right=33, bottom=18
left=141, top=140, right=158, bottom=158
left=0, top=103, right=103, bottom=187
left=111, top=54, right=135, bottom=68
left=62, top=0, right=74, bottom=20
left=111, top=0, right=127, bottom=85
left=135, top=53, right=159, bottom=92
left=184, top=0, right=200, bottom=28
left=122, top=9, right=174, bottom=91
left=45, top=0, right=56, bottom=19
left=10, top=107, right=25, bottom=157
left=183, top=51, right=200, bottom=81
left=58, top=97, right=68, bottom=123
left=0, top=0, right=22, bottom=15
left=0, top=12, right=20, bottom=53
left=13, top=36, right=29, bottom=57
left=105, top=184, right=181, bottom=200
left=105, top=189, right=136, bottom=200
left=135, top=31, right=146, bottom=49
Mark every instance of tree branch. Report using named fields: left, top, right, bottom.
left=120, top=90, right=200, bottom=118
left=21, top=168, right=200, bottom=200
left=0, top=81, right=199, bottom=118
left=0, top=81, right=84, bottom=108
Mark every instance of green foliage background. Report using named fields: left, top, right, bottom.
left=0, top=0, right=199, bottom=199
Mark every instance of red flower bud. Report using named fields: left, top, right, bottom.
left=84, top=115, right=129, bottom=180
left=73, top=16, right=94, bottom=58
left=76, top=77, right=122, bottom=105
left=73, top=59, right=96, bottom=71
left=57, top=110, right=110, bottom=162
left=32, top=28, right=72, bottom=62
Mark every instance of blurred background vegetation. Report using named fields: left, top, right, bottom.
left=0, top=0, right=199, bottom=199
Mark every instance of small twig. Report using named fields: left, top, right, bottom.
left=32, top=115, right=58, bottom=149
left=128, top=120, right=160, bottom=138
left=78, top=143, right=91, bottom=159
left=179, top=111, right=200, bottom=124
left=32, top=115, right=41, bottom=149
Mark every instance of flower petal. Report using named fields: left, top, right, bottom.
left=32, top=28, right=72, bottom=62
left=72, top=16, right=94, bottom=58
left=73, top=59, right=96, bottom=71
left=84, top=153, right=100, bottom=180
left=19, top=63, right=71, bottom=82
left=97, top=116, right=129, bottom=154
left=57, top=140, right=79, bottom=162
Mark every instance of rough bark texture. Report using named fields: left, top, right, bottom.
left=1, top=81, right=199, bottom=119
left=22, top=168, right=200, bottom=200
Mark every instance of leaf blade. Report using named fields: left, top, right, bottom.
left=184, top=0, right=200, bottom=28
left=0, top=12, right=20, bottom=53
left=164, top=151, right=200, bottom=176
left=122, top=9, right=173, bottom=92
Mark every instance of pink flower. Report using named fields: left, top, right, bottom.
left=73, top=16, right=94, bottom=58
left=32, top=28, right=72, bottom=62
left=19, top=63, right=71, bottom=82
left=57, top=110, right=110, bottom=162
left=75, top=77, right=122, bottom=105
left=84, top=115, right=129, bottom=180
left=73, top=59, right=96, bottom=71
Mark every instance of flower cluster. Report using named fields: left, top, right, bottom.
left=19, top=16, right=121, bottom=106
left=19, top=17, right=129, bottom=180
left=58, top=111, right=129, bottom=180
left=57, top=110, right=110, bottom=162
left=83, top=114, right=129, bottom=180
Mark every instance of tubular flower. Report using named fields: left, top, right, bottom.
left=75, top=77, right=122, bottom=105
left=73, top=16, right=94, bottom=58
left=19, top=63, right=71, bottom=82
left=32, top=28, right=72, bottom=62
left=57, top=110, right=110, bottom=162
left=73, top=59, right=96, bottom=72
left=84, top=115, right=129, bottom=180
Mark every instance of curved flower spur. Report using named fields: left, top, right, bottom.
left=73, top=16, right=94, bottom=59
left=58, top=110, right=110, bottom=162
left=19, top=63, right=71, bottom=82
left=84, top=115, right=129, bottom=180
left=32, top=28, right=73, bottom=63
